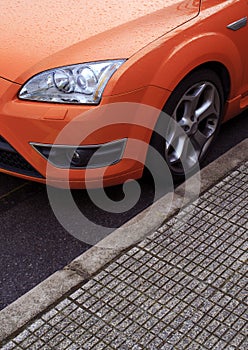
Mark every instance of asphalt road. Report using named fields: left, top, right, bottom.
left=0, top=111, right=247, bottom=310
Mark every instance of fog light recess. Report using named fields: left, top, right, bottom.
left=30, top=139, right=127, bottom=169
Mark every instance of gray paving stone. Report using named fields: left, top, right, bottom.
left=3, top=162, right=247, bottom=350
left=0, top=342, right=16, bottom=350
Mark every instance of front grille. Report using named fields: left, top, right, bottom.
left=0, top=136, right=43, bottom=178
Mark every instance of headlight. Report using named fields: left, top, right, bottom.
left=18, top=60, right=126, bottom=104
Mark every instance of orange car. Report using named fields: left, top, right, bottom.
left=0, top=0, right=247, bottom=188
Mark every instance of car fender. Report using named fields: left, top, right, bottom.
left=106, top=30, right=243, bottom=102
left=151, top=32, right=243, bottom=99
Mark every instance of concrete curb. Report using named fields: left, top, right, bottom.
left=0, top=138, right=247, bottom=343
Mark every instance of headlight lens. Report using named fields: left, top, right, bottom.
left=18, top=60, right=126, bottom=104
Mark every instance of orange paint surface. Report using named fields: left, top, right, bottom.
left=0, top=0, right=247, bottom=188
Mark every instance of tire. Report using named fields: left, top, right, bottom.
left=149, top=69, right=225, bottom=182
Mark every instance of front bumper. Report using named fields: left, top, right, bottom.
left=0, top=77, right=170, bottom=188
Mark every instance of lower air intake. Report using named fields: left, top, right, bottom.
left=0, top=136, right=43, bottom=178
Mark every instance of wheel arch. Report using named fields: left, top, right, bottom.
left=148, top=32, right=242, bottom=103
left=182, top=62, right=231, bottom=103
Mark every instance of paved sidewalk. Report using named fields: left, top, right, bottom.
left=1, top=157, right=247, bottom=349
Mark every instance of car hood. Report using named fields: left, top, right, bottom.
left=0, top=0, right=200, bottom=84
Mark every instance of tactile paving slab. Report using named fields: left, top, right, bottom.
left=1, top=162, right=247, bottom=350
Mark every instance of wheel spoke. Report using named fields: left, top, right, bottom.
left=174, top=135, right=188, bottom=161
left=165, top=120, right=186, bottom=162
left=191, top=130, right=209, bottom=155
left=165, top=118, right=177, bottom=149
left=167, top=133, right=198, bottom=170
left=195, top=86, right=219, bottom=123
left=186, top=84, right=206, bottom=117
left=174, top=84, right=207, bottom=126
left=179, top=135, right=198, bottom=169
